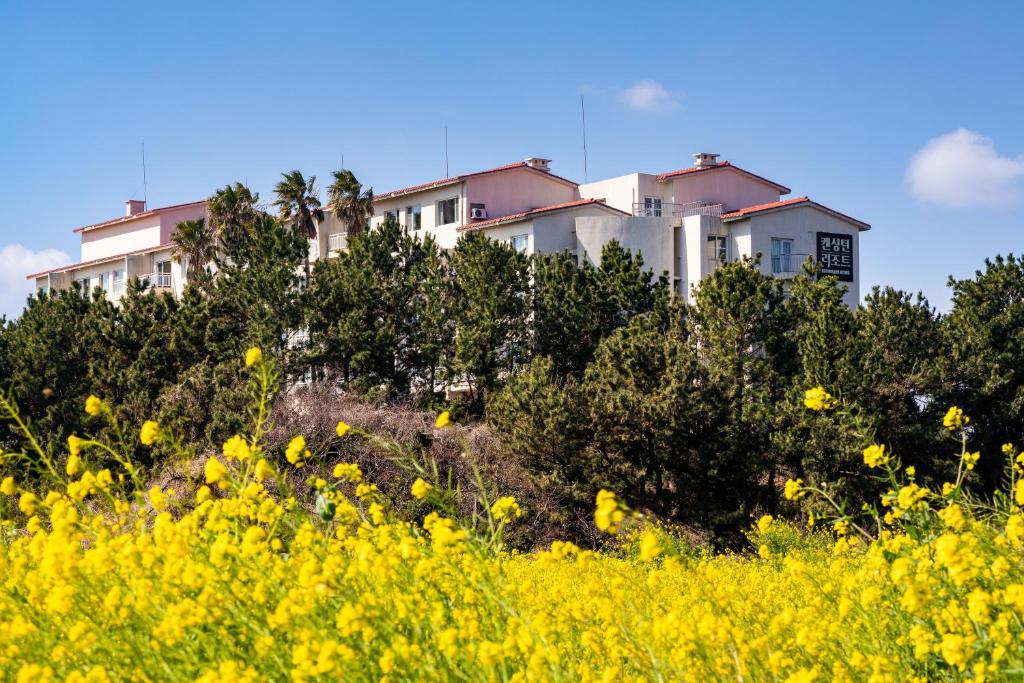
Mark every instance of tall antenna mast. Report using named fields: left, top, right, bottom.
left=141, top=141, right=148, bottom=208
left=580, top=95, right=589, bottom=183
left=444, top=125, right=449, bottom=177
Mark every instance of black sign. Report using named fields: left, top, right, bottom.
left=816, top=232, right=853, bottom=282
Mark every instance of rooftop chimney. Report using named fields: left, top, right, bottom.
left=692, top=152, right=720, bottom=168
left=125, top=199, right=147, bottom=216
left=524, top=157, right=551, bottom=173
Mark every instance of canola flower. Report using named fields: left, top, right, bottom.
left=803, top=385, right=836, bottom=411
left=2, top=360, right=1024, bottom=681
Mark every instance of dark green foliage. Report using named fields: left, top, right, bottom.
left=163, top=214, right=307, bottom=442
left=580, top=312, right=710, bottom=518
left=1, top=286, right=105, bottom=457
left=487, top=356, right=589, bottom=510
left=4, top=181, right=1024, bottom=549
left=533, top=242, right=669, bottom=379
left=449, top=232, right=532, bottom=410
left=942, top=254, right=1024, bottom=490
left=306, top=219, right=450, bottom=399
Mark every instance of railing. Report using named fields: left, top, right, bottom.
left=633, top=200, right=723, bottom=218
left=327, top=233, right=348, bottom=253
left=771, top=253, right=812, bottom=277
left=112, top=281, right=127, bottom=295
left=145, top=273, right=173, bottom=289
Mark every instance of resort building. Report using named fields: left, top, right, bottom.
left=29, top=153, right=869, bottom=307
left=27, top=199, right=207, bottom=301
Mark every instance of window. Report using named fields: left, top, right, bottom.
left=771, top=238, right=793, bottom=274
left=707, top=235, right=727, bottom=263
left=113, top=270, right=126, bottom=293
left=510, top=234, right=529, bottom=253
left=406, top=205, right=422, bottom=231
left=644, top=196, right=663, bottom=217
left=154, top=260, right=172, bottom=288
left=437, top=197, right=459, bottom=225
left=77, top=277, right=90, bottom=290
left=384, top=209, right=400, bottom=224
left=99, top=272, right=110, bottom=292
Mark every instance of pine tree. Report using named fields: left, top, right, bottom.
left=449, top=232, right=532, bottom=411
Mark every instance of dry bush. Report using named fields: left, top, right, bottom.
left=265, top=384, right=572, bottom=549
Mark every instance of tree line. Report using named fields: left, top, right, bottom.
left=2, top=174, right=1022, bottom=544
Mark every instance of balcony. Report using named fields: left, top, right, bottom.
left=144, top=273, right=173, bottom=291
left=327, top=233, right=348, bottom=255
left=770, top=254, right=811, bottom=278
left=112, top=281, right=127, bottom=296
left=632, top=200, right=723, bottom=218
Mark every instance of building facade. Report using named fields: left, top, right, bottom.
left=28, top=153, right=869, bottom=307
left=27, top=199, right=208, bottom=301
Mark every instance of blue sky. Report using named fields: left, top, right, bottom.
left=2, top=0, right=1023, bottom=317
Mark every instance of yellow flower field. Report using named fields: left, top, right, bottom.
left=2, top=363, right=1024, bottom=682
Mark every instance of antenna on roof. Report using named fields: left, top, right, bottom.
left=580, top=95, right=589, bottom=183
left=141, top=141, right=148, bottom=209
left=444, top=125, right=449, bottom=178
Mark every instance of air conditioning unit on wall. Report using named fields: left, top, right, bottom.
left=470, top=207, right=488, bottom=220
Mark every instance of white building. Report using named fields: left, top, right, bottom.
left=29, top=152, right=869, bottom=307
left=574, top=153, right=868, bottom=307
left=27, top=199, right=207, bottom=301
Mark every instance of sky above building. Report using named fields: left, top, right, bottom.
left=1, top=0, right=1022, bottom=318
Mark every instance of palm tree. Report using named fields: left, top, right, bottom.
left=327, top=169, right=374, bottom=239
left=170, top=218, right=216, bottom=279
left=273, top=170, right=324, bottom=281
left=208, top=182, right=261, bottom=245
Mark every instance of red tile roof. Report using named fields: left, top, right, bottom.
left=26, top=242, right=173, bottom=279
left=655, top=162, right=791, bottom=193
left=457, top=198, right=627, bottom=232
left=72, top=200, right=207, bottom=234
left=374, top=162, right=577, bottom=201
left=721, top=196, right=870, bottom=230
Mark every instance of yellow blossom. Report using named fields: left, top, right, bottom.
left=435, top=410, right=451, bottom=428
left=18, top=492, right=37, bottom=516
left=140, top=420, right=159, bottom=446
left=489, top=496, right=522, bottom=523
left=84, top=394, right=102, bottom=416
left=148, top=486, right=169, bottom=512
left=245, top=346, right=262, bottom=367
left=943, top=406, right=968, bottom=431
left=411, top=477, right=432, bottom=500
left=784, top=478, right=805, bottom=501
left=803, top=386, right=836, bottom=411
left=863, top=443, right=888, bottom=468
left=1, top=476, right=14, bottom=496
left=285, top=435, right=308, bottom=467
left=205, top=457, right=227, bottom=485
left=638, top=530, right=662, bottom=561
left=594, top=489, right=626, bottom=533
left=335, top=421, right=351, bottom=438
left=68, top=434, right=82, bottom=458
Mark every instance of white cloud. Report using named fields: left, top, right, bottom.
left=905, top=128, right=1024, bottom=208
left=0, top=244, right=71, bottom=320
left=618, top=79, right=681, bottom=113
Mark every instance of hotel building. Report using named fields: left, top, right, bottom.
left=30, top=153, right=869, bottom=307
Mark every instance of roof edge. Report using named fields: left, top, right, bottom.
left=72, top=199, right=208, bottom=234
left=721, top=196, right=870, bottom=230
left=458, top=198, right=627, bottom=232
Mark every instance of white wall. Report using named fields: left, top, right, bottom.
left=575, top=216, right=674, bottom=280
left=730, top=205, right=864, bottom=307
left=372, top=183, right=466, bottom=249
left=81, top=218, right=162, bottom=262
